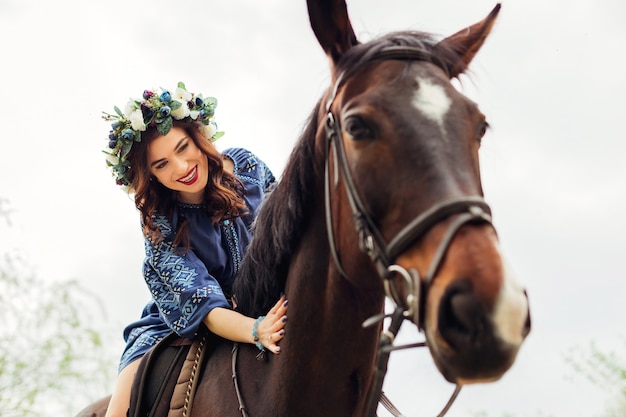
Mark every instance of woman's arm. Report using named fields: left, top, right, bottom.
left=204, top=295, right=288, bottom=354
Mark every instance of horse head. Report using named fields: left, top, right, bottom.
left=308, top=0, right=531, bottom=386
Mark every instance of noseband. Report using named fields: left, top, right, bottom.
left=323, top=46, right=494, bottom=417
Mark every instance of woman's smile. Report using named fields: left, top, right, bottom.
left=177, top=165, right=199, bottom=185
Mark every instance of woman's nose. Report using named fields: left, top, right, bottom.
left=173, top=158, right=188, bottom=174
left=172, top=158, right=188, bottom=178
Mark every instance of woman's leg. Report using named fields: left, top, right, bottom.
left=104, top=358, right=141, bottom=417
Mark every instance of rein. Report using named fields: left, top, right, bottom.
left=323, top=46, right=493, bottom=417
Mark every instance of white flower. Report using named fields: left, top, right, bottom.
left=128, top=109, right=146, bottom=131
left=199, top=123, right=217, bottom=139
left=124, top=100, right=138, bottom=117
left=170, top=99, right=190, bottom=119
left=175, top=87, right=192, bottom=102
left=104, top=152, right=120, bottom=167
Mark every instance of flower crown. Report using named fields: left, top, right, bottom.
left=102, top=81, right=224, bottom=188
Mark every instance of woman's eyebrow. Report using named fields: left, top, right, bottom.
left=150, top=137, right=188, bottom=168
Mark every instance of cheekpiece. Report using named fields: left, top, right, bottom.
left=102, top=81, right=224, bottom=189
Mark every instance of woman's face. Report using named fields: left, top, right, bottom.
left=147, top=126, right=210, bottom=204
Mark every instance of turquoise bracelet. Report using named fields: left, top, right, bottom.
left=252, top=316, right=266, bottom=351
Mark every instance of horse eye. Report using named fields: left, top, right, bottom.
left=343, top=116, right=374, bottom=140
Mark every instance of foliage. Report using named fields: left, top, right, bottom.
left=0, top=199, right=116, bottom=416
left=566, top=338, right=626, bottom=417
left=472, top=339, right=626, bottom=417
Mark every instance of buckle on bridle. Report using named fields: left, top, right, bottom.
left=385, top=265, right=421, bottom=328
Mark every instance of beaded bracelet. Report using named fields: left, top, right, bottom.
left=252, top=315, right=266, bottom=351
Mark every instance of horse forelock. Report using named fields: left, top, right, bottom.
left=232, top=103, right=323, bottom=317
left=335, top=31, right=462, bottom=81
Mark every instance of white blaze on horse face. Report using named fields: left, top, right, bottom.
left=412, top=77, right=452, bottom=131
left=492, top=256, right=529, bottom=347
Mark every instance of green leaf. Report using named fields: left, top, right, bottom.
left=170, top=100, right=182, bottom=111
left=121, top=140, right=133, bottom=159
left=204, top=96, right=217, bottom=106
left=157, top=117, right=173, bottom=135
left=114, top=106, right=123, bottom=117
left=177, top=81, right=186, bottom=90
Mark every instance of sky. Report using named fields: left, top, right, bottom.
left=1, top=0, right=625, bottom=416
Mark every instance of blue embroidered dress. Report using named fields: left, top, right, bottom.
left=118, top=148, right=275, bottom=371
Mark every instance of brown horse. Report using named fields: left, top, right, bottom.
left=77, top=1, right=530, bottom=416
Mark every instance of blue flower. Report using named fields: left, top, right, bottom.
left=159, top=106, right=171, bottom=118
left=121, top=129, right=134, bottom=141
left=195, top=97, right=203, bottom=106
left=160, top=91, right=172, bottom=104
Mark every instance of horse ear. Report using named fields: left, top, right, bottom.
left=436, top=3, right=501, bottom=78
left=307, top=0, right=359, bottom=66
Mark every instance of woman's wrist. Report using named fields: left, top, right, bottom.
left=252, top=316, right=266, bottom=351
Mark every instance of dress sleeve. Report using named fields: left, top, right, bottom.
left=224, top=147, right=276, bottom=193
left=142, top=215, right=231, bottom=339
left=223, top=148, right=276, bottom=228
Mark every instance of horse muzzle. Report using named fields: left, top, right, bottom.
left=426, top=262, right=531, bottom=384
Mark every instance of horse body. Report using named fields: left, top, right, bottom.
left=77, top=2, right=531, bottom=416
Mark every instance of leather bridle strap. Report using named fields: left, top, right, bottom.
left=386, top=196, right=492, bottom=264
left=324, top=111, right=391, bottom=278
left=323, top=45, right=494, bottom=417
left=231, top=343, right=249, bottom=417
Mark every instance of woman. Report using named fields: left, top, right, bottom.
left=102, top=82, right=287, bottom=417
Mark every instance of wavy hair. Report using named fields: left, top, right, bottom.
left=125, top=121, right=247, bottom=247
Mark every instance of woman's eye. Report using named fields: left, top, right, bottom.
left=155, top=161, right=167, bottom=170
left=178, top=143, right=188, bottom=153
left=344, top=116, right=374, bottom=140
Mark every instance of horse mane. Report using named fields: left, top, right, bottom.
left=233, top=102, right=323, bottom=317
left=232, top=31, right=460, bottom=318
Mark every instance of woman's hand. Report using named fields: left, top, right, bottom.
left=255, top=295, right=288, bottom=354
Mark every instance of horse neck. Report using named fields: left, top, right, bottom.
left=279, top=211, right=386, bottom=415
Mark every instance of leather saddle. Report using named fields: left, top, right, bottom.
left=129, top=327, right=213, bottom=417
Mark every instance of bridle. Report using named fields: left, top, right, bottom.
left=323, top=46, right=494, bottom=416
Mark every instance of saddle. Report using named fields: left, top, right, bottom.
left=129, top=327, right=213, bottom=417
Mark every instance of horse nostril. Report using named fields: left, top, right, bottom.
left=522, top=312, right=531, bottom=338
left=522, top=290, right=532, bottom=338
left=438, top=280, right=487, bottom=348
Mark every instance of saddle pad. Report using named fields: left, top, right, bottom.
left=129, top=329, right=209, bottom=417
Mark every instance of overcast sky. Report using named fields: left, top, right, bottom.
left=1, top=0, right=625, bottom=416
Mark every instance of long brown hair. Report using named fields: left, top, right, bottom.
left=125, top=121, right=247, bottom=247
